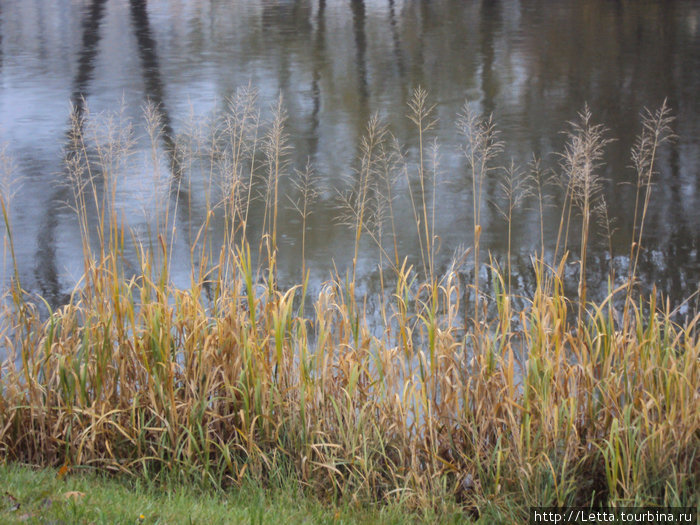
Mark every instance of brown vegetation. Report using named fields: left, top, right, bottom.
left=0, top=91, right=696, bottom=519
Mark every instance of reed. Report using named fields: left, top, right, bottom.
left=625, top=101, right=675, bottom=324
left=288, top=160, right=322, bottom=285
left=456, top=103, right=503, bottom=330
left=559, top=105, right=610, bottom=330
left=0, top=93, right=696, bottom=519
left=492, top=160, right=531, bottom=296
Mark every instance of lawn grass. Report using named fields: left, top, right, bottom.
left=0, top=463, right=470, bottom=524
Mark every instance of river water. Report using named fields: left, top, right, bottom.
left=1, top=0, right=699, bottom=309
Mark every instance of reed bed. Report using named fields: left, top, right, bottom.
left=0, top=91, right=697, bottom=519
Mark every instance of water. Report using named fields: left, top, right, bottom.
left=1, top=0, right=699, bottom=308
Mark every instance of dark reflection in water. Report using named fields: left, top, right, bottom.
left=128, top=0, right=195, bottom=276
left=387, top=0, right=405, bottom=77
left=36, top=0, right=108, bottom=304
left=351, top=0, right=369, bottom=103
left=0, top=0, right=698, bottom=311
left=0, top=1, right=3, bottom=73
left=309, top=0, right=326, bottom=157
left=71, top=0, right=108, bottom=118
left=479, top=0, right=501, bottom=117
left=129, top=0, right=180, bottom=175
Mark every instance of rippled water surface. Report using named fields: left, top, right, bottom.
left=1, top=0, right=699, bottom=306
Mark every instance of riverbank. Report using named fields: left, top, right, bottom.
left=0, top=96, right=697, bottom=519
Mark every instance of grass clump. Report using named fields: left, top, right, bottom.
left=0, top=89, right=697, bottom=521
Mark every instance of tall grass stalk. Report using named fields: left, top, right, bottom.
left=263, top=95, right=289, bottom=258
left=493, top=160, right=530, bottom=296
left=0, top=144, right=22, bottom=305
left=457, top=103, right=502, bottom=329
left=560, top=105, right=610, bottom=330
left=625, top=101, right=675, bottom=321
left=407, top=87, right=438, bottom=282
left=289, top=160, right=322, bottom=284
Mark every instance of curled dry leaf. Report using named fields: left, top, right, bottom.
left=3, top=491, right=20, bottom=512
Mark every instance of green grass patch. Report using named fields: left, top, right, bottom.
left=0, top=463, right=468, bottom=524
